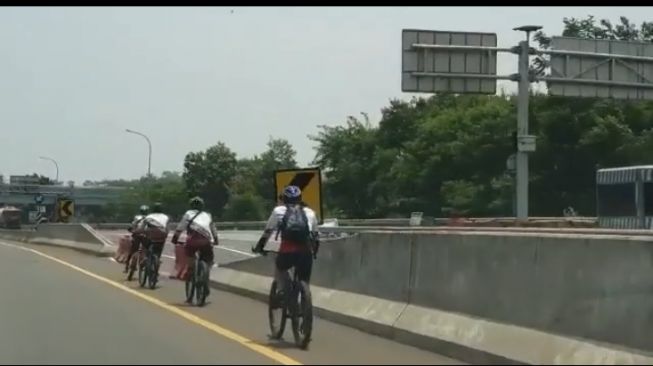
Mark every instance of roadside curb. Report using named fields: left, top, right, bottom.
left=209, top=267, right=653, bottom=365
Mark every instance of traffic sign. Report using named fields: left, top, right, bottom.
left=274, top=168, right=323, bottom=224
left=59, top=199, right=74, bottom=219
left=402, top=29, right=498, bottom=94
left=34, top=194, right=44, bottom=204
left=547, top=36, right=653, bottom=100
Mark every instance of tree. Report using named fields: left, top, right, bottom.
left=311, top=113, right=381, bottom=217
left=222, top=193, right=266, bottom=221
left=182, top=142, right=237, bottom=218
left=254, top=138, right=298, bottom=211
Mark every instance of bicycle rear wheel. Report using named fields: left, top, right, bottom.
left=268, top=280, right=287, bottom=340
left=148, top=254, right=158, bottom=289
left=185, top=275, right=195, bottom=304
left=138, top=256, right=148, bottom=288
left=291, top=281, right=313, bottom=350
left=195, top=260, right=208, bottom=307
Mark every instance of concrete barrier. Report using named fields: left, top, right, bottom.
left=0, top=224, right=114, bottom=256
left=216, top=230, right=653, bottom=364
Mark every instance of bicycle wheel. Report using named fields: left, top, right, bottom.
left=268, top=280, right=287, bottom=340
left=195, top=260, right=208, bottom=307
left=291, top=281, right=313, bottom=350
left=138, top=255, right=148, bottom=288
left=148, top=254, right=158, bottom=289
left=185, top=272, right=195, bottom=304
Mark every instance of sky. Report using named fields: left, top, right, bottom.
left=0, top=6, right=650, bottom=184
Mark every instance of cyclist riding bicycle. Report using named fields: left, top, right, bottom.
left=135, top=202, right=170, bottom=263
left=171, top=197, right=219, bottom=284
left=253, top=185, right=319, bottom=302
left=124, top=204, right=149, bottom=273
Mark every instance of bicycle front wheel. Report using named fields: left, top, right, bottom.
left=138, top=256, right=148, bottom=288
left=268, top=280, right=287, bottom=340
left=195, top=260, right=209, bottom=307
left=185, top=275, right=195, bottom=304
left=291, top=281, right=313, bottom=350
left=148, top=255, right=158, bottom=289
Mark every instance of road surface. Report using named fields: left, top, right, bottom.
left=0, top=239, right=463, bottom=364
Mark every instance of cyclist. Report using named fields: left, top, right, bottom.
left=171, top=197, right=219, bottom=293
left=252, top=185, right=319, bottom=303
left=135, top=202, right=170, bottom=267
left=124, top=205, right=149, bottom=273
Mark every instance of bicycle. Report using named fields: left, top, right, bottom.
left=138, top=241, right=159, bottom=290
left=258, top=248, right=313, bottom=350
left=179, top=241, right=211, bottom=307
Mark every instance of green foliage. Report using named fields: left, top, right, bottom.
left=182, top=142, right=237, bottom=218
left=222, top=194, right=266, bottom=221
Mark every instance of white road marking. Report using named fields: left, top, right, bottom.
left=217, top=246, right=256, bottom=257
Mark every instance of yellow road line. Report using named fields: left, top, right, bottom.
left=0, top=241, right=302, bottom=366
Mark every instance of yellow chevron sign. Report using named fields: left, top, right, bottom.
left=59, top=199, right=74, bottom=219
left=274, top=168, right=323, bottom=223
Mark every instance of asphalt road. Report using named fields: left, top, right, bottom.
left=0, top=239, right=464, bottom=365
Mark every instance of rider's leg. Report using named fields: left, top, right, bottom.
left=184, top=243, right=197, bottom=279
left=274, top=253, right=293, bottom=306
left=153, top=242, right=164, bottom=272
left=199, top=244, right=215, bottom=295
left=295, top=251, right=314, bottom=286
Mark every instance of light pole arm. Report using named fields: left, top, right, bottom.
left=125, top=129, right=152, bottom=177
left=39, top=156, right=59, bottom=183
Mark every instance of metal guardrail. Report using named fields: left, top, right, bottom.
left=316, top=225, right=653, bottom=237
left=93, top=216, right=597, bottom=228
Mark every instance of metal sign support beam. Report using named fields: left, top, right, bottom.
left=515, top=34, right=533, bottom=221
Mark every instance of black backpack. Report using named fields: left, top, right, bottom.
left=277, top=204, right=311, bottom=244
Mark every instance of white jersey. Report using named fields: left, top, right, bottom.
left=265, top=205, right=319, bottom=233
left=139, top=213, right=170, bottom=232
left=176, top=209, right=216, bottom=243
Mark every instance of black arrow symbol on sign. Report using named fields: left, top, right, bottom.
left=288, top=172, right=315, bottom=191
left=62, top=201, right=73, bottom=216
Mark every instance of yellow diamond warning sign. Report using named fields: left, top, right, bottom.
left=274, top=167, right=323, bottom=223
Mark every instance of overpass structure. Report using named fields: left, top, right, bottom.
left=0, top=183, right=125, bottom=221
left=0, top=183, right=125, bottom=206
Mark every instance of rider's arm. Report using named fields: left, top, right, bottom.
left=308, top=210, right=320, bottom=257
left=128, top=216, right=139, bottom=233
left=210, top=216, right=219, bottom=246
left=133, top=217, right=147, bottom=235
left=254, top=208, right=282, bottom=252
left=172, top=211, right=191, bottom=244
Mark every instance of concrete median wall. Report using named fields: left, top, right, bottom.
left=220, top=229, right=653, bottom=363
left=0, top=224, right=114, bottom=256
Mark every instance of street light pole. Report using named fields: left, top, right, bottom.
left=125, top=129, right=152, bottom=178
left=512, top=25, right=541, bottom=221
left=39, top=156, right=59, bottom=183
